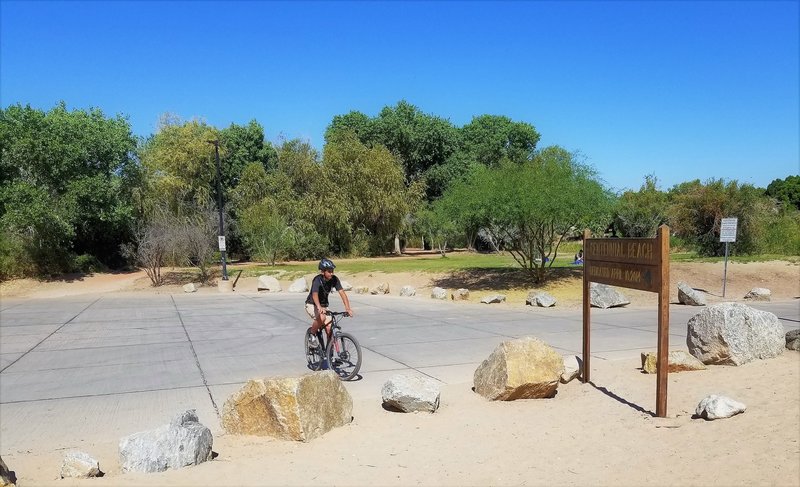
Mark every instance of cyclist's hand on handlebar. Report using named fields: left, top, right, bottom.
left=345, top=308, right=354, bottom=317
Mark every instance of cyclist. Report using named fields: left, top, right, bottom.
left=305, top=258, right=354, bottom=348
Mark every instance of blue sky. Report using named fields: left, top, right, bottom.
left=1, top=1, right=798, bottom=192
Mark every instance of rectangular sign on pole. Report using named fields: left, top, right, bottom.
left=720, top=217, right=738, bottom=243
left=583, top=225, right=670, bottom=417
left=218, top=236, right=226, bottom=252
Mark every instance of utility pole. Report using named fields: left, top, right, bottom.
left=209, top=139, right=228, bottom=280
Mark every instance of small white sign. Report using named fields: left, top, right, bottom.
left=720, top=218, right=738, bottom=243
left=218, top=236, right=227, bottom=251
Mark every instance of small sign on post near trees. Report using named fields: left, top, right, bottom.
left=720, top=217, right=737, bottom=297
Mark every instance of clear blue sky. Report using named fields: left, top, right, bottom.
left=2, top=1, right=798, bottom=192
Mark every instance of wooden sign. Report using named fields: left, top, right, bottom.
left=582, top=225, right=671, bottom=417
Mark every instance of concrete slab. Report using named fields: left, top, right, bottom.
left=0, top=292, right=797, bottom=453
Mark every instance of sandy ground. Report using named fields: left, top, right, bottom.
left=1, top=259, right=799, bottom=486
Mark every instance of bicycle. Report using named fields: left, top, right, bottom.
left=304, top=311, right=362, bottom=380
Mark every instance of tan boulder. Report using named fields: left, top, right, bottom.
left=473, top=336, right=564, bottom=400
left=221, top=371, right=352, bottom=442
left=0, top=456, right=15, bottom=487
left=641, top=350, right=708, bottom=374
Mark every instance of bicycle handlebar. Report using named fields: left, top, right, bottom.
left=324, top=310, right=350, bottom=317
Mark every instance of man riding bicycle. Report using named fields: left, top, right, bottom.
left=305, top=258, right=354, bottom=348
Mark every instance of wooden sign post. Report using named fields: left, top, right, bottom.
left=582, top=224, right=671, bottom=417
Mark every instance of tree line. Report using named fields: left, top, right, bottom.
left=1, top=101, right=798, bottom=283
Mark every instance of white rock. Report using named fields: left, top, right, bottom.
left=560, top=355, right=583, bottom=384
left=400, top=285, right=416, bottom=297
left=183, top=283, right=197, bottom=293
left=288, top=277, right=308, bottom=293
left=695, top=394, right=746, bottom=420
left=526, top=291, right=556, bottom=307
left=677, top=281, right=706, bottom=306
left=381, top=374, right=441, bottom=413
left=257, top=275, right=282, bottom=292
left=744, top=287, right=771, bottom=301
left=61, top=451, right=100, bottom=478
left=340, top=280, right=353, bottom=291
left=590, top=283, right=630, bottom=308
left=431, top=287, right=447, bottom=300
left=480, top=294, right=506, bottom=304
left=451, top=288, right=470, bottom=300
left=370, top=282, right=390, bottom=295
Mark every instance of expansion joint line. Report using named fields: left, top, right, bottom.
left=0, top=296, right=102, bottom=374
left=170, top=295, right=220, bottom=419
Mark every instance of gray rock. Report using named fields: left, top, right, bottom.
left=744, top=287, right=771, bottom=301
left=560, top=355, right=583, bottom=384
left=371, top=282, right=390, bottom=295
left=480, top=294, right=506, bottom=304
left=695, top=394, right=746, bottom=420
left=257, top=275, right=282, bottom=292
left=526, top=291, right=556, bottom=307
left=589, top=283, right=630, bottom=308
left=686, top=302, right=785, bottom=365
left=288, top=277, right=308, bottom=293
left=431, top=287, right=447, bottom=300
left=399, top=285, right=416, bottom=297
left=119, top=410, right=213, bottom=473
left=677, top=282, right=706, bottom=306
left=61, top=451, right=100, bottom=479
left=340, top=280, right=353, bottom=291
left=451, top=288, right=470, bottom=301
left=381, top=374, right=441, bottom=413
left=786, top=329, right=800, bottom=351
left=182, top=283, right=198, bottom=293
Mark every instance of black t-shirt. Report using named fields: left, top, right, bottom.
left=305, top=274, right=343, bottom=307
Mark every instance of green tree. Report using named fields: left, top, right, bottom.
left=322, top=132, right=424, bottom=255
left=460, top=114, right=540, bottom=166
left=440, top=146, right=612, bottom=282
left=219, top=120, right=278, bottom=188
left=765, top=175, right=800, bottom=210
left=238, top=199, right=293, bottom=265
left=668, top=179, right=768, bottom=255
left=613, top=174, right=668, bottom=237
left=0, top=102, right=138, bottom=274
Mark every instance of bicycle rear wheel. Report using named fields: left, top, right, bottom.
left=304, top=327, right=324, bottom=371
left=326, top=332, right=362, bottom=380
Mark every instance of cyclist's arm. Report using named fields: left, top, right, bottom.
left=338, top=289, right=354, bottom=317
left=312, top=291, right=325, bottom=316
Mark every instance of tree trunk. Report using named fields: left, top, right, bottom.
left=394, top=234, right=401, bottom=255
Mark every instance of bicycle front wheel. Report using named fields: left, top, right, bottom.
left=326, top=332, right=362, bottom=380
left=305, top=327, right=324, bottom=371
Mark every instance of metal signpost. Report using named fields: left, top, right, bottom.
left=582, top=225, right=671, bottom=417
left=719, top=217, right=738, bottom=297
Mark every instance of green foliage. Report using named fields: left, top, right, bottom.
left=753, top=206, right=800, bottom=255
left=765, top=175, right=800, bottom=210
left=438, top=146, right=612, bottom=281
left=0, top=228, right=34, bottom=279
left=460, top=114, right=540, bottom=166
left=613, top=174, right=668, bottom=237
left=238, top=199, right=293, bottom=265
left=413, top=204, right=459, bottom=255
left=219, top=120, right=278, bottom=188
left=668, top=178, right=767, bottom=256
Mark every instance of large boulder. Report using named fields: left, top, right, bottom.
left=381, top=374, right=441, bottom=413
left=473, top=337, right=564, bottom=401
left=288, top=277, right=308, bottom=293
left=786, top=329, right=800, bottom=351
left=695, top=395, right=746, bottom=420
left=1, top=456, right=15, bottom=487
left=686, top=302, right=785, bottom=365
left=640, top=350, right=707, bottom=374
left=431, top=287, right=447, bottom=300
left=61, top=451, right=101, bottom=478
left=118, top=410, right=213, bottom=474
left=221, top=371, right=352, bottom=442
left=589, top=283, right=630, bottom=308
left=257, top=275, right=282, bottom=292
left=677, top=282, right=706, bottom=306
left=526, top=291, right=556, bottom=307
left=744, top=287, right=771, bottom=301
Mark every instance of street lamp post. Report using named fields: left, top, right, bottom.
left=209, top=139, right=228, bottom=280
